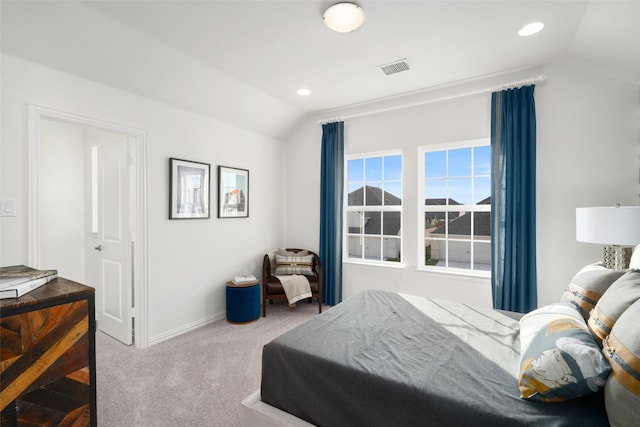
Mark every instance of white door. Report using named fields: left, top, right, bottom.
left=95, top=136, right=133, bottom=345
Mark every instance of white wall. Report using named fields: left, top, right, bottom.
left=284, top=62, right=639, bottom=309
left=38, top=118, right=86, bottom=281
left=535, top=62, right=638, bottom=305
left=0, top=54, right=285, bottom=343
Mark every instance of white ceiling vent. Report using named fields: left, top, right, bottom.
left=378, top=59, right=410, bottom=76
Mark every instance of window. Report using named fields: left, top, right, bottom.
left=345, top=152, right=402, bottom=264
left=419, top=139, right=491, bottom=274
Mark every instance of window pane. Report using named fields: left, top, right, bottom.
left=425, top=151, right=446, bottom=178
left=364, top=236, right=381, bottom=260
left=447, top=178, right=472, bottom=205
left=448, top=211, right=471, bottom=237
left=425, top=179, right=446, bottom=201
left=449, top=210, right=463, bottom=221
left=474, top=146, right=491, bottom=175
left=365, top=185, right=383, bottom=206
left=348, top=159, right=363, bottom=183
left=348, top=236, right=362, bottom=258
left=364, top=211, right=381, bottom=234
left=448, top=241, right=471, bottom=269
left=474, top=177, right=491, bottom=204
left=473, top=212, right=491, bottom=239
left=383, top=212, right=401, bottom=236
left=448, top=148, right=471, bottom=177
left=383, top=182, right=402, bottom=205
left=346, top=153, right=403, bottom=264
left=347, top=211, right=363, bottom=233
left=383, top=238, right=401, bottom=262
left=348, top=185, right=364, bottom=206
left=365, top=157, right=382, bottom=182
left=425, top=211, right=446, bottom=232
left=421, top=142, right=491, bottom=272
left=425, top=238, right=444, bottom=266
left=384, top=155, right=402, bottom=180
left=474, top=241, right=491, bottom=271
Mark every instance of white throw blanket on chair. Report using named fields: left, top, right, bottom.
left=275, top=274, right=312, bottom=304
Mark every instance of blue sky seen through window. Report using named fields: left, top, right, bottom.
left=425, top=146, right=490, bottom=205
left=348, top=148, right=489, bottom=205
left=348, top=155, right=402, bottom=200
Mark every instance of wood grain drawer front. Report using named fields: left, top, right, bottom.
left=0, top=299, right=92, bottom=426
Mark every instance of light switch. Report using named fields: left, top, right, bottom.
left=0, top=199, right=16, bottom=217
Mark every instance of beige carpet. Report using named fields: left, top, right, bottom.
left=96, top=300, right=324, bottom=426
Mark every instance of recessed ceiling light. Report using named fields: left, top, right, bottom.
left=323, top=3, right=365, bottom=33
left=297, top=88, right=311, bottom=96
left=518, top=22, right=544, bottom=36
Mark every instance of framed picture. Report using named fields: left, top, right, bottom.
left=169, top=158, right=210, bottom=219
left=218, top=166, right=249, bottom=218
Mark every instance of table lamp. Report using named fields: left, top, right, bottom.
left=576, top=204, right=640, bottom=269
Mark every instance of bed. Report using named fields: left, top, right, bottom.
left=243, top=289, right=616, bottom=427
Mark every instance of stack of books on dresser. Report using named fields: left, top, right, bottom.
left=0, top=265, right=58, bottom=299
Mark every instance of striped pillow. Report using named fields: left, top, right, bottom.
left=588, top=269, right=640, bottom=344
left=560, top=263, right=626, bottom=320
left=275, top=254, right=314, bottom=276
left=602, top=299, right=640, bottom=427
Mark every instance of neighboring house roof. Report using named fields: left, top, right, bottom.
left=425, top=198, right=462, bottom=222
left=425, top=198, right=461, bottom=206
left=348, top=186, right=401, bottom=235
left=430, top=211, right=491, bottom=237
left=347, top=188, right=490, bottom=237
left=430, top=198, right=491, bottom=237
left=348, top=185, right=401, bottom=206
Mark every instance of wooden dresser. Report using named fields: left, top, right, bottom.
left=0, top=277, right=96, bottom=426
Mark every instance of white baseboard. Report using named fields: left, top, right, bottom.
left=148, top=311, right=226, bottom=346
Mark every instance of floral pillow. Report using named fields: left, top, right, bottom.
left=518, top=303, right=611, bottom=402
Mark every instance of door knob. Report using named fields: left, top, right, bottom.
left=94, top=245, right=103, bottom=251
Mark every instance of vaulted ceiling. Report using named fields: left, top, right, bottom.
left=2, top=1, right=639, bottom=138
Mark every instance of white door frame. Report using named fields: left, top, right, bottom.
left=27, top=104, right=150, bottom=349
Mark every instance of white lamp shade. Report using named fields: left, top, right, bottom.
left=576, top=206, right=640, bottom=246
left=323, top=3, right=365, bottom=33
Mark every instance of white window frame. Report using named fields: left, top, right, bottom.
left=417, top=138, right=491, bottom=278
left=344, top=149, right=403, bottom=267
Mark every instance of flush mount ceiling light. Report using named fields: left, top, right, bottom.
left=297, top=88, right=311, bottom=96
left=518, top=22, right=544, bottom=36
left=323, top=3, right=365, bottom=33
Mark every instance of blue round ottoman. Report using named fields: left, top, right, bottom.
left=226, top=282, right=260, bottom=323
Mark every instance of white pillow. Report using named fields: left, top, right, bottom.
left=629, top=244, right=640, bottom=269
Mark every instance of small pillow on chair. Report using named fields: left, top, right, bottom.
left=277, top=248, right=309, bottom=257
left=275, top=254, right=314, bottom=276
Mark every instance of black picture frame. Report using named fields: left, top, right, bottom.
left=169, top=158, right=211, bottom=219
left=218, top=166, right=249, bottom=218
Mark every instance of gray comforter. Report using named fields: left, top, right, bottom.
left=261, top=290, right=608, bottom=426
